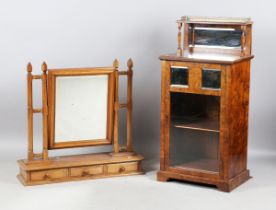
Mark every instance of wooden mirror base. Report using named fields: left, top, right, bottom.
left=17, top=152, right=143, bottom=186
left=109, top=151, right=135, bottom=157
left=157, top=170, right=251, bottom=192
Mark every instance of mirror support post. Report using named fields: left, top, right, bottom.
left=126, top=58, right=133, bottom=152
left=113, top=59, right=120, bottom=153
left=241, top=25, right=246, bottom=56
left=27, top=63, right=34, bottom=160
left=111, top=59, right=135, bottom=155
left=26, top=62, right=49, bottom=161
left=41, top=62, right=49, bottom=160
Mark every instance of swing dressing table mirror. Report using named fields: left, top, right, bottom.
left=17, top=59, right=143, bottom=186
left=48, top=69, right=114, bottom=148
left=158, top=16, right=254, bottom=192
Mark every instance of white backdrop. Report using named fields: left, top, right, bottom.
left=0, top=1, right=276, bottom=209
left=1, top=0, right=276, bottom=158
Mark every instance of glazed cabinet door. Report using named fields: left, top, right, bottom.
left=160, top=61, right=226, bottom=178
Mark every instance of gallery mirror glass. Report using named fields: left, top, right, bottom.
left=192, top=27, right=242, bottom=48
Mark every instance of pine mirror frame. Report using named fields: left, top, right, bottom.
left=47, top=68, right=115, bottom=149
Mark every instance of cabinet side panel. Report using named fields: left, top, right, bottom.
left=229, top=61, right=251, bottom=178
left=160, top=61, right=171, bottom=170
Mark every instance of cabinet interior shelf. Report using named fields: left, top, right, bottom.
left=172, top=117, right=220, bottom=133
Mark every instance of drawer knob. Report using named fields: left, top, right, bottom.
left=44, top=174, right=50, bottom=180
left=119, top=166, right=126, bottom=173
left=82, top=170, right=90, bottom=176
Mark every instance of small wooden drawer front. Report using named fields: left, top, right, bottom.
left=107, top=162, right=138, bottom=174
left=30, top=169, right=68, bottom=181
left=70, top=165, right=104, bottom=177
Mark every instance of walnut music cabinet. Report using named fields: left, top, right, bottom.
left=17, top=59, right=143, bottom=186
left=157, top=16, right=254, bottom=192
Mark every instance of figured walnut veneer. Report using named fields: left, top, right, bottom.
left=158, top=16, right=254, bottom=192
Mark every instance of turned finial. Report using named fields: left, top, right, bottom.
left=27, top=62, right=32, bottom=73
left=41, top=61, right=48, bottom=73
left=113, top=59, right=119, bottom=69
left=127, top=58, right=133, bottom=70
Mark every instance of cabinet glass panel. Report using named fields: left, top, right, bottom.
left=202, top=69, right=221, bottom=89
left=192, top=27, right=242, bottom=48
left=171, top=67, right=188, bottom=86
left=170, top=92, right=220, bottom=173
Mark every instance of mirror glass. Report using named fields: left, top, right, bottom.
left=171, top=66, right=189, bottom=86
left=55, top=75, right=108, bottom=142
left=192, top=27, right=242, bottom=48
left=202, top=69, right=221, bottom=89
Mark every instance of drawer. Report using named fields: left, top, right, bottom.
left=107, top=162, right=138, bottom=174
left=30, top=168, right=68, bottom=181
left=70, top=165, right=103, bottom=177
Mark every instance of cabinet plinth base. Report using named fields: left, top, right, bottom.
left=157, top=169, right=251, bottom=192
left=17, top=152, right=144, bottom=186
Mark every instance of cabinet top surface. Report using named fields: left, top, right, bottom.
left=159, top=52, right=254, bottom=64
